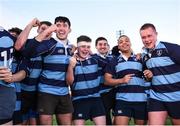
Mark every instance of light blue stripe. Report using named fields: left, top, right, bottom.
left=147, top=57, right=174, bottom=68
left=149, top=89, right=180, bottom=102
left=98, top=76, right=104, bottom=83
left=15, top=101, right=21, bottom=111
left=0, top=37, right=14, bottom=47
left=127, top=77, right=144, bottom=86
left=29, top=69, right=42, bottom=78
left=14, top=83, right=21, bottom=92
left=74, top=79, right=99, bottom=90
left=0, top=80, right=15, bottom=87
left=44, top=55, right=70, bottom=64
left=116, top=61, right=142, bottom=72
left=75, top=64, right=98, bottom=74
left=152, top=72, right=180, bottom=85
left=21, top=84, right=36, bottom=91
left=38, top=83, right=69, bottom=95
left=116, top=93, right=147, bottom=102
left=72, top=93, right=100, bottom=101
left=42, top=70, right=65, bottom=80
left=99, top=88, right=111, bottom=94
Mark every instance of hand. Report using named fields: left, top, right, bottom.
left=69, top=55, right=77, bottom=68
left=30, top=18, right=40, bottom=27
left=121, top=74, right=134, bottom=83
left=0, top=67, right=12, bottom=83
left=143, top=69, right=153, bottom=80
left=136, top=53, right=141, bottom=60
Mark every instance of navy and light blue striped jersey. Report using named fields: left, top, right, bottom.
left=105, top=53, right=147, bottom=102
left=142, top=41, right=180, bottom=102
left=71, top=55, right=105, bottom=101
left=21, top=39, right=43, bottom=92
left=92, top=53, right=115, bottom=94
left=12, top=52, right=29, bottom=112
left=0, top=27, right=15, bottom=87
left=26, top=38, right=73, bottom=95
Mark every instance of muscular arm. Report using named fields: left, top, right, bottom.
left=15, top=18, right=40, bottom=50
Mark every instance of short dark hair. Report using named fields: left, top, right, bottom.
left=8, top=27, right=22, bottom=36
left=95, top=37, right=107, bottom=46
left=140, top=23, right=156, bottom=32
left=40, top=21, right=52, bottom=26
left=111, top=45, right=119, bottom=56
left=54, top=16, right=71, bottom=27
left=77, top=35, right=91, bottom=43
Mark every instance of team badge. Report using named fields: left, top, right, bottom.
left=156, top=50, right=162, bottom=56
left=58, top=49, right=64, bottom=54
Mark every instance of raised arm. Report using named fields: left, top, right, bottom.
left=15, top=18, right=40, bottom=50
left=66, top=56, right=77, bottom=85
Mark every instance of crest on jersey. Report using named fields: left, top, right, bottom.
left=58, top=49, right=64, bottom=54
left=156, top=50, right=162, bottom=56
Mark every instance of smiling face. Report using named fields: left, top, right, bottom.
left=140, top=27, right=158, bottom=49
left=77, top=41, right=91, bottom=59
left=55, top=21, right=71, bottom=40
left=118, top=35, right=131, bottom=53
left=96, top=39, right=109, bottom=55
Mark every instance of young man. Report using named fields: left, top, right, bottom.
left=104, top=35, right=148, bottom=125
left=140, top=23, right=180, bottom=125
left=24, top=16, right=74, bottom=125
left=66, top=35, right=106, bottom=125
left=93, top=37, right=115, bottom=125
left=0, top=27, right=28, bottom=125
left=15, top=18, right=52, bottom=125
left=8, top=27, right=22, bottom=38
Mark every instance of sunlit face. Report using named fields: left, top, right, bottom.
left=140, top=27, right=157, bottom=49
left=55, top=21, right=71, bottom=40
left=77, top=42, right=91, bottom=59
left=96, top=40, right=109, bottom=55
left=118, top=36, right=131, bottom=53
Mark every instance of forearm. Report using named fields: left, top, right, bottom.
left=104, top=77, right=124, bottom=86
left=15, top=23, right=34, bottom=50
left=9, top=70, right=26, bottom=83
left=66, top=65, right=75, bottom=85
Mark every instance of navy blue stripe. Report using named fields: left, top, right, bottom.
left=0, top=30, right=15, bottom=40
left=40, top=76, right=67, bottom=87
left=29, top=60, right=42, bottom=69
left=117, top=85, right=145, bottom=93
left=22, top=78, right=39, bottom=86
left=151, top=48, right=169, bottom=57
left=151, top=82, right=180, bottom=93
left=52, top=47, right=73, bottom=56
left=43, top=63, right=68, bottom=71
left=117, top=69, right=143, bottom=78
left=151, top=64, right=180, bottom=76
left=72, top=86, right=99, bottom=97
left=100, top=83, right=114, bottom=90
left=0, top=47, right=13, bottom=61
left=75, top=72, right=98, bottom=82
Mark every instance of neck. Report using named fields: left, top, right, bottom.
left=121, top=51, right=132, bottom=58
